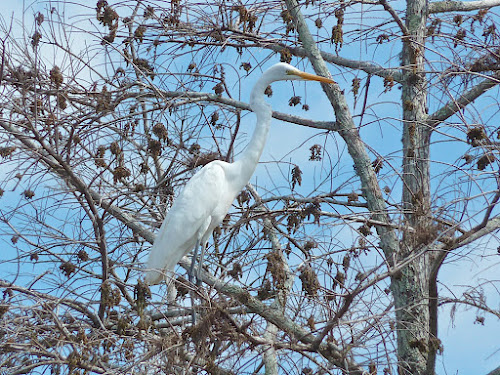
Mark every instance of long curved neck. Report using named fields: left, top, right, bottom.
left=233, top=73, right=274, bottom=187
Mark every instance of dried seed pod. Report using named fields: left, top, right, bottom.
left=110, top=141, right=122, bottom=155
left=347, top=191, right=359, bottom=203
left=50, top=66, right=63, bottom=87
left=227, top=262, right=243, bottom=280
left=0, top=146, right=16, bottom=158
left=372, top=156, right=384, bottom=174
left=466, top=126, right=487, bottom=146
left=309, top=144, right=322, bottom=161
left=376, top=34, right=389, bottom=44
left=60, top=261, right=76, bottom=277
left=134, top=25, right=147, bottom=42
left=454, top=28, right=466, bottom=47
left=237, top=190, right=250, bottom=206
left=383, top=75, right=395, bottom=92
left=31, top=31, right=42, bottom=48
left=279, top=48, right=292, bottom=63
left=210, top=111, right=219, bottom=126
left=240, top=62, right=252, bottom=72
left=266, top=250, right=286, bottom=288
left=147, top=139, right=162, bottom=157
left=23, top=190, right=35, bottom=199
left=299, top=263, right=320, bottom=296
left=333, top=270, right=345, bottom=289
left=113, top=166, right=131, bottom=183
left=213, top=82, right=224, bottom=96
left=152, top=122, right=168, bottom=141
left=342, top=254, right=350, bottom=271
left=35, top=12, right=44, bottom=26
left=288, top=96, right=301, bottom=106
left=352, top=77, right=361, bottom=96
left=77, top=250, right=89, bottom=262
left=291, top=165, right=302, bottom=190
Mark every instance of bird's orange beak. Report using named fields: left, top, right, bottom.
left=296, top=71, right=335, bottom=84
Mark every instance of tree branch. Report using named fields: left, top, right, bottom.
left=427, top=71, right=500, bottom=127
left=379, top=0, right=409, bottom=35
left=147, top=89, right=339, bottom=131
left=284, top=0, right=400, bottom=264
left=0, top=280, right=105, bottom=329
left=429, top=0, right=500, bottom=13
left=487, top=365, right=500, bottom=375
left=0, top=119, right=154, bottom=244
left=267, top=44, right=403, bottom=82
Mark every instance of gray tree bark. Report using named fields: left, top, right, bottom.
left=393, top=0, right=434, bottom=373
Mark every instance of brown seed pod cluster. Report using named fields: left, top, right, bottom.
left=299, top=263, right=320, bottom=296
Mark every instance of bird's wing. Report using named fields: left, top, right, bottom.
left=145, top=161, right=231, bottom=284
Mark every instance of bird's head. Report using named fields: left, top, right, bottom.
left=266, top=62, right=334, bottom=84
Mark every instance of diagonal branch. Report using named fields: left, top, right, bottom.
left=284, top=0, right=400, bottom=263
left=162, top=30, right=403, bottom=82
left=379, top=0, right=409, bottom=35
left=430, top=216, right=500, bottom=286
left=487, top=365, right=500, bottom=375
left=0, top=280, right=105, bottom=329
left=427, top=72, right=500, bottom=127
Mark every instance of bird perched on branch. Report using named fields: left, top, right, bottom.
left=145, top=62, right=334, bottom=285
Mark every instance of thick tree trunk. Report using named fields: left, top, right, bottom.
left=392, top=0, right=434, bottom=373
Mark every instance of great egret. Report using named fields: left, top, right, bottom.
left=145, top=62, right=333, bottom=285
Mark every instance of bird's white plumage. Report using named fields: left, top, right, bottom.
left=145, top=62, right=333, bottom=285
left=145, top=161, right=236, bottom=284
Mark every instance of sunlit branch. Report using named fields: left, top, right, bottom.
left=284, top=0, right=400, bottom=264
left=429, top=0, right=500, bottom=13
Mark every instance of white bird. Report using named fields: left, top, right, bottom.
left=145, top=62, right=333, bottom=285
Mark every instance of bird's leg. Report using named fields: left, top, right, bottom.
left=188, top=240, right=200, bottom=284
left=188, top=240, right=201, bottom=325
left=196, top=242, right=207, bottom=286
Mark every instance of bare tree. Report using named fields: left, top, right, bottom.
left=1, top=0, right=500, bottom=374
